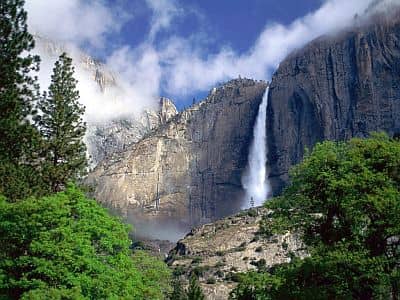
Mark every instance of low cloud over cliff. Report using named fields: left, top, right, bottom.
left=25, top=0, right=393, bottom=121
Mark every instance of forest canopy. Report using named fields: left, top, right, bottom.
left=0, top=186, right=171, bottom=299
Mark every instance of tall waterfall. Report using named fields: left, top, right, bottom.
left=241, top=88, right=271, bottom=209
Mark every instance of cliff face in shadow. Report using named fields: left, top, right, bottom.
left=267, top=11, right=400, bottom=193
left=86, top=79, right=267, bottom=238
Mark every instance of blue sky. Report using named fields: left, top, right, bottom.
left=26, top=0, right=375, bottom=119
left=115, top=0, right=322, bottom=57
left=101, top=0, right=322, bottom=108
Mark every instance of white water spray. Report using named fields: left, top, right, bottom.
left=241, top=88, right=271, bottom=209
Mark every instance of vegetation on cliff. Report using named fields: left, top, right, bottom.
left=231, top=133, right=400, bottom=299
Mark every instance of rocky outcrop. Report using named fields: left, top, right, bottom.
left=267, top=10, right=400, bottom=193
left=167, top=208, right=305, bottom=300
left=86, top=98, right=177, bottom=167
left=86, top=79, right=267, bottom=239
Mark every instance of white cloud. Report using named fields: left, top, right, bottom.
left=26, top=0, right=393, bottom=121
left=33, top=39, right=161, bottom=123
left=159, top=0, right=377, bottom=96
left=26, top=0, right=160, bottom=123
left=145, top=0, right=183, bottom=41
left=25, top=0, right=125, bottom=48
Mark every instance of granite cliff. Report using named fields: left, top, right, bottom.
left=86, top=79, right=268, bottom=239
left=267, top=10, right=400, bottom=193
left=86, top=98, right=177, bottom=167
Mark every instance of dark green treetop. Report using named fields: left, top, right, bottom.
left=231, top=133, right=400, bottom=299
left=187, top=275, right=205, bottom=300
left=170, top=279, right=187, bottom=300
left=0, top=0, right=43, bottom=199
left=35, top=53, right=87, bottom=192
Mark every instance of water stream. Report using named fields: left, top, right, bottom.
left=241, top=87, right=271, bottom=208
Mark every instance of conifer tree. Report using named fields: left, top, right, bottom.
left=170, top=279, right=187, bottom=300
left=187, top=275, right=205, bottom=300
left=36, top=53, right=87, bottom=192
left=0, top=0, right=43, bottom=200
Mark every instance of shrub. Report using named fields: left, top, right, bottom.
left=206, top=277, right=216, bottom=284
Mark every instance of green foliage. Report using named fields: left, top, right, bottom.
left=206, top=277, right=216, bottom=284
left=0, top=186, right=171, bottom=299
left=232, top=250, right=392, bottom=300
left=230, top=271, right=283, bottom=300
left=35, top=53, right=87, bottom=193
left=0, top=3, right=173, bottom=300
left=226, top=272, right=241, bottom=283
left=191, top=265, right=210, bottom=277
left=187, top=275, right=205, bottom=300
left=168, top=275, right=205, bottom=300
left=232, top=133, right=400, bottom=299
left=131, top=250, right=172, bottom=299
left=191, top=256, right=203, bottom=264
left=0, top=0, right=44, bottom=200
left=169, top=279, right=187, bottom=300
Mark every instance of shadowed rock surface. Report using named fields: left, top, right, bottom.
left=267, top=10, right=400, bottom=193
left=86, top=79, right=268, bottom=238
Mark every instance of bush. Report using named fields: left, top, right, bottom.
left=191, top=265, right=210, bottom=277
left=226, top=272, right=241, bottom=282
left=247, top=209, right=258, bottom=217
left=206, top=277, right=216, bottom=284
left=191, top=256, right=203, bottom=264
left=173, top=265, right=186, bottom=277
left=215, top=261, right=225, bottom=268
left=214, top=270, right=224, bottom=278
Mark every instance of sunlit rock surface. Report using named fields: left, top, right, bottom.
left=86, top=98, right=177, bottom=167
left=166, top=208, right=305, bottom=300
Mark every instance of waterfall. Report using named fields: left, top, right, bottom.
left=241, top=87, right=271, bottom=209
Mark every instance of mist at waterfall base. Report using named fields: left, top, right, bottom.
left=127, top=211, right=189, bottom=243
left=241, top=89, right=271, bottom=209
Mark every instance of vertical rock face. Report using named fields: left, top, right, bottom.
left=86, top=79, right=267, bottom=239
left=86, top=98, right=178, bottom=167
left=267, top=12, right=400, bottom=193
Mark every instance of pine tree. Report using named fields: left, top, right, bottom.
left=187, top=275, right=205, bottom=300
left=36, top=53, right=87, bottom=192
left=170, top=279, right=187, bottom=300
left=0, top=0, right=43, bottom=200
